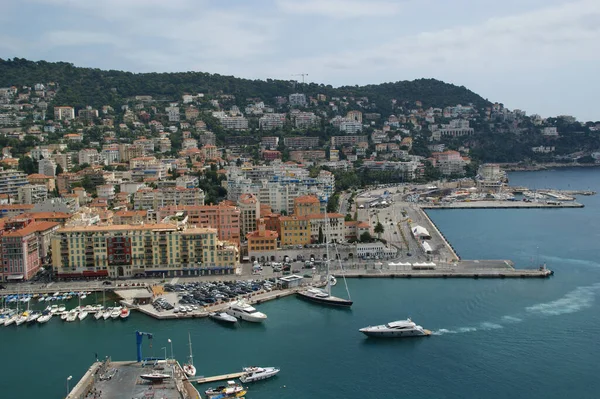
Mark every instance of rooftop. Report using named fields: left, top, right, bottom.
left=58, top=223, right=177, bottom=233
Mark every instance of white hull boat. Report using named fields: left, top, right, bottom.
left=4, top=315, right=18, bottom=326
left=78, top=311, right=89, bottom=321
left=209, top=312, right=238, bottom=324
left=359, top=318, right=432, bottom=338
left=38, top=314, right=52, bottom=324
left=239, top=366, right=280, bottom=383
left=102, top=309, right=112, bottom=320
left=183, top=332, right=196, bottom=377
left=226, top=300, right=267, bottom=323
left=94, top=310, right=104, bottom=320
left=110, top=308, right=121, bottom=319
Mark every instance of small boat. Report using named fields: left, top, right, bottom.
left=94, top=308, right=104, bottom=320
left=204, top=381, right=246, bottom=398
left=209, top=312, right=238, bottom=324
left=65, top=310, right=78, bottom=322
left=183, top=332, right=196, bottom=377
left=110, top=307, right=121, bottom=319
left=58, top=305, right=66, bottom=312
left=15, top=312, right=28, bottom=326
left=38, top=312, right=52, bottom=324
left=359, top=318, right=432, bottom=338
left=239, top=366, right=280, bottom=383
left=78, top=310, right=89, bottom=321
left=140, top=372, right=171, bottom=382
left=50, top=305, right=59, bottom=314
left=119, top=307, right=130, bottom=319
left=27, top=311, right=41, bottom=323
left=226, top=301, right=267, bottom=323
left=103, top=308, right=112, bottom=320
left=4, top=313, right=18, bottom=326
left=329, top=275, right=337, bottom=286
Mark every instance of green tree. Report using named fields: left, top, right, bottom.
left=55, top=163, right=64, bottom=175
left=18, top=156, right=37, bottom=175
left=318, top=226, right=324, bottom=244
left=359, top=231, right=372, bottom=243
left=345, top=213, right=353, bottom=222
left=374, top=222, right=385, bottom=239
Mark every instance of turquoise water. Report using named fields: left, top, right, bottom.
left=1, top=168, right=600, bottom=398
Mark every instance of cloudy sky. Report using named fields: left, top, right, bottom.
left=1, top=0, right=598, bottom=121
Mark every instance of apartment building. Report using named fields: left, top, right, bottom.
left=293, top=195, right=321, bottom=216
left=247, top=219, right=278, bottom=254
left=330, top=136, right=368, bottom=147
left=238, top=193, right=259, bottom=239
left=157, top=204, right=241, bottom=244
left=113, top=210, right=148, bottom=225
left=53, top=106, right=75, bottom=121
left=0, top=169, right=28, bottom=196
left=51, top=224, right=238, bottom=279
left=17, top=184, right=47, bottom=204
left=283, top=137, right=319, bottom=149
left=133, top=188, right=205, bottom=210
left=279, top=215, right=311, bottom=246
left=259, top=113, right=286, bottom=130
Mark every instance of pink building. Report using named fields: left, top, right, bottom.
left=0, top=220, right=60, bottom=281
left=157, top=204, right=241, bottom=245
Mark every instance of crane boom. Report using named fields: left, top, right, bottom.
left=136, top=330, right=153, bottom=362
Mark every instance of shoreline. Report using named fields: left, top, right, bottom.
left=499, top=163, right=600, bottom=171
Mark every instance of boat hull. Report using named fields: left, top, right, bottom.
left=359, top=328, right=432, bottom=338
left=296, top=291, right=353, bottom=307
left=239, top=367, right=280, bottom=383
left=209, top=312, right=237, bottom=324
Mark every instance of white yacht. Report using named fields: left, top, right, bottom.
left=78, top=310, right=89, bottom=321
left=209, top=312, right=237, bottom=324
left=239, top=366, right=280, bottom=383
left=38, top=313, right=52, bottom=324
left=226, top=300, right=267, bottom=323
left=359, top=318, right=431, bottom=338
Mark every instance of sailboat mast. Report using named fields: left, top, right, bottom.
left=324, top=205, right=332, bottom=296
left=188, top=332, right=194, bottom=365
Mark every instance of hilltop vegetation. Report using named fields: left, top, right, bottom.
left=0, top=58, right=490, bottom=111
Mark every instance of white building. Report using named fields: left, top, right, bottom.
left=97, top=184, right=115, bottom=200
left=53, top=106, right=75, bottom=121
left=17, top=184, right=48, bottom=204
left=339, top=120, right=363, bottom=134
left=166, top=106, right=180, bottom=122
left=30, top=147, right=50, bottom=161
left=0, top=169, right=29, bottom=195
left=78, top=149, right=102, bottom=166
left=259, top=114, right=286, bottom=130
left=38, top=158, right=57, bottom=177
left=542, top=127, right=559, bottom=137
left=289, top=93, right=307, bottom=107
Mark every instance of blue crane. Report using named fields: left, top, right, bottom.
left=135, top=330, right=153, bottom=362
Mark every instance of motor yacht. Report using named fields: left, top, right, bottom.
left=225, top=300, right=266, bottom=323
left=239, top=366, right=280, bottom=383
left=296, top=287, right=353, bottom=307
left=209, top=312, right=237, bottom=324
left=110, top=307, right=121, bottom=319
left=37, top=312, right=52, bottom=324
left=359, top=318, right=432, bottom=338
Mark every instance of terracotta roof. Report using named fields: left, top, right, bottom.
left=18, top=212, right=72, bottom=220
left=294, top=195, right=320, bottom=204
left=0, top=204, right=35, bottom=210
left=58, top=223, right=177, bottom=233
left=3, top=221, right=59, bottom=237
left=115, top=210, right=147, bottom=217
left=246, top=230, right=278, bottom=239
left=27, top=173, right=53, bottom=179
left=306, top=213, right=345, bottom=219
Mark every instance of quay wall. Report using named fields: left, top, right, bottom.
left=417, top=206, right=460, bottom=261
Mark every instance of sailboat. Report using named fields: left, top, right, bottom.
left=297, top=208, right=353, bottom=307
left=95, top=290, right=106, bottom=320
left=183, top=332, right=196, bottom=377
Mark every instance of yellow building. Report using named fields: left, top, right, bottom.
left=51, top=224, right=238, bottom=278
left=293, top=195, right=321, bottom=216
left=247, top=219, right=278, bottom=253
left=279, top=216, right=311, bottom=247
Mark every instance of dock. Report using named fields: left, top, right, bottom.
left=192, top=372, right=245, bottom=384
left=420, top=200, right=584, bottom=209
left=67, top=358, right=201, bottom=399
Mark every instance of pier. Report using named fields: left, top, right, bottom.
left=192, top=372, right=245, bottom=384
left=420, top=200, right=584, bottom=209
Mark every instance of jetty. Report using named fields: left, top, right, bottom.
left=192, top=372, right=245, bottom=384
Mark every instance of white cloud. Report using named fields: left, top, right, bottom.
left=276, top=0, right=402, bottom=18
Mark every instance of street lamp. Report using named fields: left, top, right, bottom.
left=168, top=339, right=173, bottom=361
left=66, top=375, right=73, bottom=397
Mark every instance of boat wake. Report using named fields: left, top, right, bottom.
left=433, top=283, right=600, bottom=335
left=525, top=283, right=600, bottom=316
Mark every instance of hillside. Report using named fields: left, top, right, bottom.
left=0, top=58, right=490, bottom=111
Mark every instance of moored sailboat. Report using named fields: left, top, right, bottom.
left=183, top=332, right=196, bottom=377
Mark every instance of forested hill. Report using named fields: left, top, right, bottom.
left=0, top=58, right=490, bottom=110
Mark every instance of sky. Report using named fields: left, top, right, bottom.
left=1, top=0, right=599, bottom=121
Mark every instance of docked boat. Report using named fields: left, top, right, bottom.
left=209, top=312, right=237, bottom=324
left=38, top=312, right=52, bottom=324
left=359, top=318, right=432, bottom=338
left=119, top=307, right=130, bottom=319
left=94, top=308, right=104, bottom=320
left=26, top=311, right=41, bottom=323
left=65, top=310, right=78, bottom=322
left=58, top=305, right=66, bottom=312
left=50, top=305, right=59, bottom=314
left=239, top=366, right=280, bottom=383
left=296, top=217, right=352, bottom=307
left=204, top=380, right=246, bottom=398
left=102, top=308, right=112, bottom=320
left=78, top=310, right=89, bottom=321
left=110, top=307, right=121, bottom=319
left=140, top=372, right=171, bottom=382
left=226, top=301, right=266, bottom=323
left=4, top=313, right=18, bottom=326
left=15, top=312, right=29, bottom=326
left=183, top=332, right=196, bottom=377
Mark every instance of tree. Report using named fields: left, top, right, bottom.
left=374, top=222, right=385, bottom=239
left=359, top=231, right=372, bottom=243
left=55, top=164, right=64, bottom=175
left=18, top=156, right=37, bottom=175
left=318, top=226, right=324, bottom=244
left=345, top=213, right=353, bottom=222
